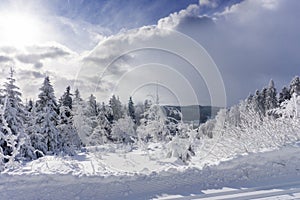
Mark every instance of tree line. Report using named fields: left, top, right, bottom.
left=0, top=67, right=299, bottom=168
left=0, top=68, right=184, bottom=168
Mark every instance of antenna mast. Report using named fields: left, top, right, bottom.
left=155, top=81, right=159, bottom=105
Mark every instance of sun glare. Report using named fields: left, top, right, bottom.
left=0, top=13, right=41, bottom=47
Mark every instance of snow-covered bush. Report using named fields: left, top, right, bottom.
left=111, top=115, right=136, bottom=144
left=276, top=93, right=300, bottom=119
left=196, top=93, right=300, bottom=163
left=197, top=119, right=215, bottom=139
left=197, top=109, right=227, bottom=139
left=137, top=104, right=171, bottom=143
left=166, top=134, right=195, bottom=163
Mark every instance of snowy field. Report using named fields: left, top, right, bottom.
left=1, top=142, right=300, bottom=200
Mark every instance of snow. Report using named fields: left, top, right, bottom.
left=1, top=142, right=300, bottom=199
left=8, top=144, right=180, bottom=176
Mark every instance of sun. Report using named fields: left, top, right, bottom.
left=0, top=13, right=41, bottom=47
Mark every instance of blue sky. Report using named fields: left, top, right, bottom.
left=48, top=0, right=199, bottom=32
left=0, top=0, right=299, bottom=106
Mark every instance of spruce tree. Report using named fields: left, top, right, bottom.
left=57, top=87, right=81, bottom=155
left=98, top=102, right=112, bottom=139
left=61, top=86, right=72, bottom=110
left=279, top=86, right=291, bottom=105
left=137, top=103, right=170, bottom=143
left=87, top=94, right=98, bottom=117
left=35, top=76, right=60, bottom=154
left=72, top=89, right=91, bottom=146
left=80, top=94, right=99, bottom=145
left=265, top=79, right=278, bottom=111
left=26, top=99, right=34, bottom=113
left=290, top=76, right=300, bottom=96
left=252, top=90, right=264, bottom=116
left=89, top=108, right=111, bottom=145
left=0, top=97, right=17, bottom=165
left=1, top=68, right=35, bottom=161
left=109, top=95, right=123, bottom=121
left=27, top=103, right=47, bottom=158
left=128, top=96, right=136, bottom=123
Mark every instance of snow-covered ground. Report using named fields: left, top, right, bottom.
left=1, top=142, right=300, bottom=200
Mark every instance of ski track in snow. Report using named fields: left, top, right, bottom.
left=1, top=145, right=300, bottom=199
left=168, top=181, right=300, bottom=200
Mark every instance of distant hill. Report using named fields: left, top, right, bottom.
left=162, top=105, right=222, bottom=126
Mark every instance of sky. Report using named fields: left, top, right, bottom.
left=0, top=0, right=299, bottom=107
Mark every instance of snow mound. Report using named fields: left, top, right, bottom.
left=7, top=144, right=183, bottom=177
left=1, top=143, right=300, bottom=199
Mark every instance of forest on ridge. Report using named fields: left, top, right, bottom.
left=0, top=67, right=299, bottom=170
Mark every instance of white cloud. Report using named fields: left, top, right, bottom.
left=1, top=0, right=298, bottom=107
left=0, top=42, right=82, bottom=100
left=79, top=20, right=226, bottom=106
left=79, top=0, right=300, bottom=106
left=186, top=0, right=300, bottom=105
left=157, top=4, right=200, bottom=29
left=199, top=0, right=218, bottom=8
left=219, top=0, right=280, bottom=23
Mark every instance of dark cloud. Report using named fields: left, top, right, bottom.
left=81, top=0, right=300, bottom=106
left=34, top=62, right=43, bottom=69
left=18, top=69, right=45, bottom=79
left=26, top=45, right=70, bottom=58
left=41, top=47, right=70, bottom=58
left=171, top=0, right=300, bottom=105
left=0, top=55, right=12, bottom=63
left=31, top=71, right=45, bottom=79
left=0, top=46, right=18, bottom=54
left=17, top=54, right=40, bottom=64
left=16, top=45, right=71, bottom=68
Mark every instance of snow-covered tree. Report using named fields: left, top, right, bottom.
left=88, top=104, right=111, bottom=145
left=111, top=115, right=136, bottom=144
left=0, top=97, right=20, bottom=167
left=109, top=95, right=123, bottom=121
left=137, top=103, right=170, bottom=143
left=79, top=94, right=111, bottom=146
left=290, top=76, right=300, bottom=96
left=164, top=107, right=182, bottom=137
left=89, top=125, right=108, bottom=145
left=57, top=87, right=81, bottom=155
left=277, top=93, right=300, bottom=119
left=166, top=134, right=195, bottom=163
left=250, top=80, right=278, bottom=117
left=227, top=105, right=241, bottom=127
left=58, top=106, right=81, bottom=155
left=35, top=76, right=60, bottom=155
left=128, top=96, right=136, bottom=123
left=25, top=99, right=34, bottom=113
left=85, top=94, right=98, bottom=134
left=144, top=99, right=151, bottom=111
left=1, top=68, right=35, bottom=161
left=134, top=103, right=144, bottom=126
left=98, top=103, right=112, bottom=137
left=27, top=104, right=46, bottom=158
left=279, top=86, right=291, bottom=105
left=265, top=79, right=278, bottom=111
left=86, top=94, right=98, bottom=117
left=252, top=89, right=265, bottom=116
left=72, top=89, right=91, bottom=146
left=197, top=118, right=215, bottom=139
left=61, top=86, right=72, bottom=109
